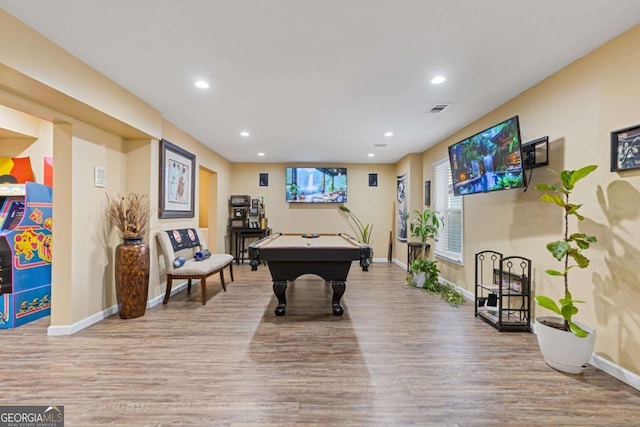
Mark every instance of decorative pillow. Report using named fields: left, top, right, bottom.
left=194, top=249, right=211, bottom=261
left=165, top=228, right=200, bottom=252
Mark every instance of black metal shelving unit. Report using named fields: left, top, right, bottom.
left=474, top=250, right=531, bottom=332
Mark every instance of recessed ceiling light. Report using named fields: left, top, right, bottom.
left=384, top=131, right=394, bottom=137
left=257, top=152, right=265, bottom=157
left=374, top=143, right=387, bottom=148
left=368, top=153, right=375, bottom=157
left=240, top=131, right=250, bottom=137
left=194, top=80, right=210, bottom=89
left=431, top=76, right=446, bottom=84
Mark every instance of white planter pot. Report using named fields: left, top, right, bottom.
left=535, top=316, right=596, bottom=374
left=413, top=271, right=426, bottom=288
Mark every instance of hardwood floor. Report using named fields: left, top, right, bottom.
left=2, top=262, right=640, bottom=426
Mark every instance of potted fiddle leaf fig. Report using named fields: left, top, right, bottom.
left=534, top=164, right=598, bottom=374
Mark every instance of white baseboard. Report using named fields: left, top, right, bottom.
left=47, top=281, right=188, bottom=336
left=438, top=276, right=474, bottom=301
left=590, top=354, right=640, bottom=391
left=392, top=258, right=407, bottom=271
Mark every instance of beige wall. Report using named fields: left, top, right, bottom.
left=423, top=25, right=640, bottom=374
left=230, top=163, right=395, bottom=259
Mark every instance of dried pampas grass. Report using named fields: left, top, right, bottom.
left=106, top=193, right=150, bottom=239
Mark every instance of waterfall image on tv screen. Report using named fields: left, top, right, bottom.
left=448, top=116, right=525, bottom=196
left=285, top=167, right=347, bottom=203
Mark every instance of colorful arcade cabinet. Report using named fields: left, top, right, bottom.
left=0, top=182, right=52, bottom=328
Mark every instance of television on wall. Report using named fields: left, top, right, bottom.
left=285, top=167, right=347, bottom=203
left=447, top=116, right=526, bottom=196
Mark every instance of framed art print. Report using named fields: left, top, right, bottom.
left=611, top=124, right=640, bottom=172
left=424, top=180, right=431, bottom=206
left=159, top=139, right=196, bottom=218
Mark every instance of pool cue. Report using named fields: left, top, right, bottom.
left=387, top=202, right=394, bottom=262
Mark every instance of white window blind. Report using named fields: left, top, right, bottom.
left=433, top=158, right=463, bottom=264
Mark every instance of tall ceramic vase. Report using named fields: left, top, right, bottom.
left=115, top=237, right=150, bottom=319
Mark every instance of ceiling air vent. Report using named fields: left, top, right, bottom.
left=428, top=103, right=449, bottom=114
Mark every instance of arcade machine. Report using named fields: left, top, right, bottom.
left=0, top=182, right=52, bottom=328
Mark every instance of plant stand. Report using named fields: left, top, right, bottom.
left=407, top=242, right=430, bottom=272
left=474, top=250, right=531, bottom=332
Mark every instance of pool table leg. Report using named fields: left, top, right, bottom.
left=360, top=257, right=370, bottom=272
left=273, top=280, right=287, bottom=316
left=331, top=281, right=346, bottom=315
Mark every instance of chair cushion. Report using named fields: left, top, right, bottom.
left=171, top=254, right=233, bottom=276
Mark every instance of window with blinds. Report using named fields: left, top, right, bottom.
left=433, top=158, right=463, bottom=264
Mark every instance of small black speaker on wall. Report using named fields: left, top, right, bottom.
left=368, top=173, right=378, bottom=187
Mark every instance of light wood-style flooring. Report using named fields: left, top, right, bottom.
left=2, top=262, right=640, bottom=426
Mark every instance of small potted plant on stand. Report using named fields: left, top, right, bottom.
left=534, top=165, right=598, bottom=374
left=406, top=208, right=441, bottom=287
left=106, top=193, right=150, bottom=319
left=404, top=209, right=464, bottom=306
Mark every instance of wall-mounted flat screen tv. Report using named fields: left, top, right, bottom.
left=285, top=167, right=347, bottom=203
left=447, top=116, right=526, bottom=196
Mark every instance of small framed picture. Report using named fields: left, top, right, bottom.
left=611, top=124, right=640, bottom=172
left=368, top=173, right=378, bottom=187
left=259, top=173, right=269, bottom=187
left=424, top=180, right=431, bottom=206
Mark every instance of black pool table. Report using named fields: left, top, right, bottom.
left=248, top=233, right=371, bottom=316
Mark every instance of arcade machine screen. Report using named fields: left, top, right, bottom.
left=1, top=200, right=25, bottom=231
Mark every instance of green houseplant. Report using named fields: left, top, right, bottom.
left=407, top=208, right=441, bottom=259
left=406, top=208, right=442, bottom=289
left=534, top=164, right=598, bottom=373
left=404, top=208, right=464, bottom=306
left=339, top=205, right=373, bottom=245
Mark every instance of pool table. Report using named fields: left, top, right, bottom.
left=248, top=233, right=371, bottom=316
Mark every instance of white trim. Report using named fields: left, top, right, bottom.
left=47, top=305, right=118, bottom=336
left=47, top=281, right=189, bottom=336
left=393, top=258, right=407, bottom=271
left=438, top=276, right=473, bottom=301
left=590, top=354, right=640, bottom=391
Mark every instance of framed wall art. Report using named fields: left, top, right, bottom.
left=159, top=139, right=196, bottom=218
left=259, top=173, right=269, bottom=187
left=368, top=173, right=378, bottom=187
left=424, top=180, right=431, bottom=206
left=611, top=124, right=640, bottom=172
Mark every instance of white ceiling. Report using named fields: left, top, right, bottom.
left=2, top=1, right=640, bottom=164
